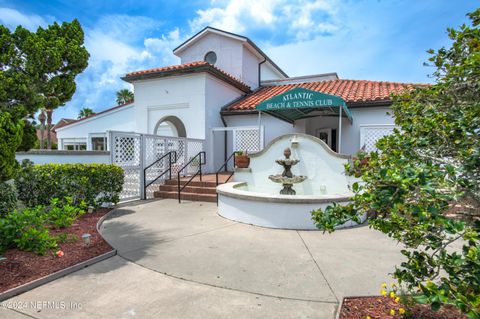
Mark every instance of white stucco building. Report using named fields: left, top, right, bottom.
left=56, top=26, right=420, bottom=173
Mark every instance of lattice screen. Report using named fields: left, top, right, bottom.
left=234, top=129, right=261, bottom=152
left=360, top=126, right=395, bottom=153
left=111, top=133, right=142, bottom=201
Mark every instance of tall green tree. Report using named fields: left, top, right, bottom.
left=116, top=89, right=134, bottom=105
left=77, top=107, right=95, bottom=119
left=16, top=120, right=37, bottom=152
left=312, top=9, right=480, bottom=317
left=0, top=19, right=89, bottom=180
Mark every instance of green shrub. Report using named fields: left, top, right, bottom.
left=16, top=161, right=124, bottom=208
left=0, top=205, right=54, bottom=255
left=0, top=197, right=86, bottom=254
left=0, top=182, right=17, bottom=217
left=46, top=197, right=85, bottom=229
left=14, top=227, right=57, bottom=255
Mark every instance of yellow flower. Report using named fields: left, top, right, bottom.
left=366, top=316, right=372, bottom=319
left=399, top=308, right=406, bottom=315
left=390, top=291, right=396, bottom=299
left=391, top=282, right=397, bottom=288
left=395, top=297, right=401, bottom=303
left=381, top=282, right=387, bottom=288
left=390, top=309, right=396, bottom=316
left=381, top=289, right=387, bottom=296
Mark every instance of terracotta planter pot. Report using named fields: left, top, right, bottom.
left=235, top=155, right=250, bottom=168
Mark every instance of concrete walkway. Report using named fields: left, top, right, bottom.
left=2, top=199, right=405, bottom=319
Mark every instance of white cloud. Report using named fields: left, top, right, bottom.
left=0, top=7, right=52, bottom=31
left=57, top=16, right=184, bottom=121
left=190, top=0, right=339, bottom=42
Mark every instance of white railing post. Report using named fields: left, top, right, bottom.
left=140, top=134, right=146, bottom=200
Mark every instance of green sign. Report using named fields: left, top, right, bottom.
left=256, top=87, right=352, bottom=122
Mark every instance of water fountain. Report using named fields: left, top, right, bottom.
left=268, top=147, right=306, bottom=195
left=216, top=133, right=366, bottom=230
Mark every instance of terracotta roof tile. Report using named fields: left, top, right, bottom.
left=56, top=102, right=134, bottom=129
left=124, top=61, right=250, bottom=92
left=224, top=79, right=424, bottom=111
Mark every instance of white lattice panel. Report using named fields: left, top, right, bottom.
left=111, top=133, right=142, bottom=200
left=234, top=129, right=261, bottom=152
left=111, top=131, right=206, bottom=200
left=360, top=125, right=395, bottom=153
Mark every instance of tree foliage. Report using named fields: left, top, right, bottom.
left=77, top=107, right=95, bottom=119
left=16, top=120, right=37, bottom=152
left=0, top=112, right=23, bottom=181
left=116, top=89, right=134, bottom=105
left=0, top=19, right=89, bottom=179
left=312, top=9, right=480, bottom=318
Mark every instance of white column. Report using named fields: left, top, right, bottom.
left=338, top=106, right=342, bottom=153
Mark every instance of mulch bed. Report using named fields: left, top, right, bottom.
left=0, top=208, right=113, bottom=293
left=339, top=296, right=467, bottom=319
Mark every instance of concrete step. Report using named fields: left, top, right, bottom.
left=153, top=191, right=217, bottom=203
left=164, top=179, right=218, bottom=188
left=158, top=184, right=217, bottom=194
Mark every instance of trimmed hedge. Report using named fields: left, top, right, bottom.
left=0, top=182, right=17, bottom=217
left=15, top=161, right=124, bottom=208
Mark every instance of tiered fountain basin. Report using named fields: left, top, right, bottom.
left=217, top=134, right=366, bottom=230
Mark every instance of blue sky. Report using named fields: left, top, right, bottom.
left=0, top=0, right=477, bottom=122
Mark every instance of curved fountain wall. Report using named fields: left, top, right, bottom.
left=217, top=134, right=365, bottom=230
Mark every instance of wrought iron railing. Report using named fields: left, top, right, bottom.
left=177, top=151, right=206, bottom=203
left=143, top=151, right=177, bottom=199
left=215, top=152, right=236, bottom=204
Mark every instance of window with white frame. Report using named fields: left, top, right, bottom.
left=88, top=133, right=108, bottom=151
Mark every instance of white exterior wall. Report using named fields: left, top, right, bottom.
left=305, top=107, right=394, bottom=155
left=224, top=107, right=394, bottom=156
left=16, top=151, right=110, bottom=164
left=260, top=63, right=286, bottom=81
left=56, top=104, right=135, bottom=150
left=133, top=74, right=206, bottom=138
left=177, top=33, right=245, bottom=83
left=205, top=74, right=244, bottom=172
left=341, top=107, right=394, bottom=154
left=224, top=113, right=307, bottom=146
left=241, top=47, right=261, bottom=88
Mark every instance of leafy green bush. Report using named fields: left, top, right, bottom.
left=16, top=161, right=124, bottom=208
left=46, top=197, right=85, bottom=229
left=14, top=227, right=57, bottom=255
left=312, top=9, right=480, bottom=318
left=0, top=197, right=86, bottom=254
left=0, top=205, right=55, bottom=255
left=0, top=182, right=17, bottom=217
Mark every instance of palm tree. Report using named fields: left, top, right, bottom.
left=116, top=89, right=134, bottom=105
left=78, top=107, right=95, bottom=119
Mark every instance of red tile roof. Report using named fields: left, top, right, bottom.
left=224, top=79, right=424, bottom=111
left=123, top=61, right=250, bottom=92
left=56, top=102, right=134, bottom=130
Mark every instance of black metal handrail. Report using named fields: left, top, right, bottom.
left=177, top=151, right=206, bottom=203
left=215, top=152, right=236, bottom=205
left=216, top=152, right=236, bottom=186
left=143, top=151, right=177, bottom=199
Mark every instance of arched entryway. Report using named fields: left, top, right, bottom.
left=154, top=116, right=186, bottom=137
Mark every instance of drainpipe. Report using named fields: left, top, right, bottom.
left=221, top=114, right=228, bottom=163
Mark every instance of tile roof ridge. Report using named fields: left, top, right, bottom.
left=57, top=101, right=134, bottom=129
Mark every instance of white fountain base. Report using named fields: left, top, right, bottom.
left=217, top=182, right=366, bottom=230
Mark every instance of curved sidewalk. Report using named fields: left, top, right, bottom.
left=2, top=199, right=404, bottom=319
